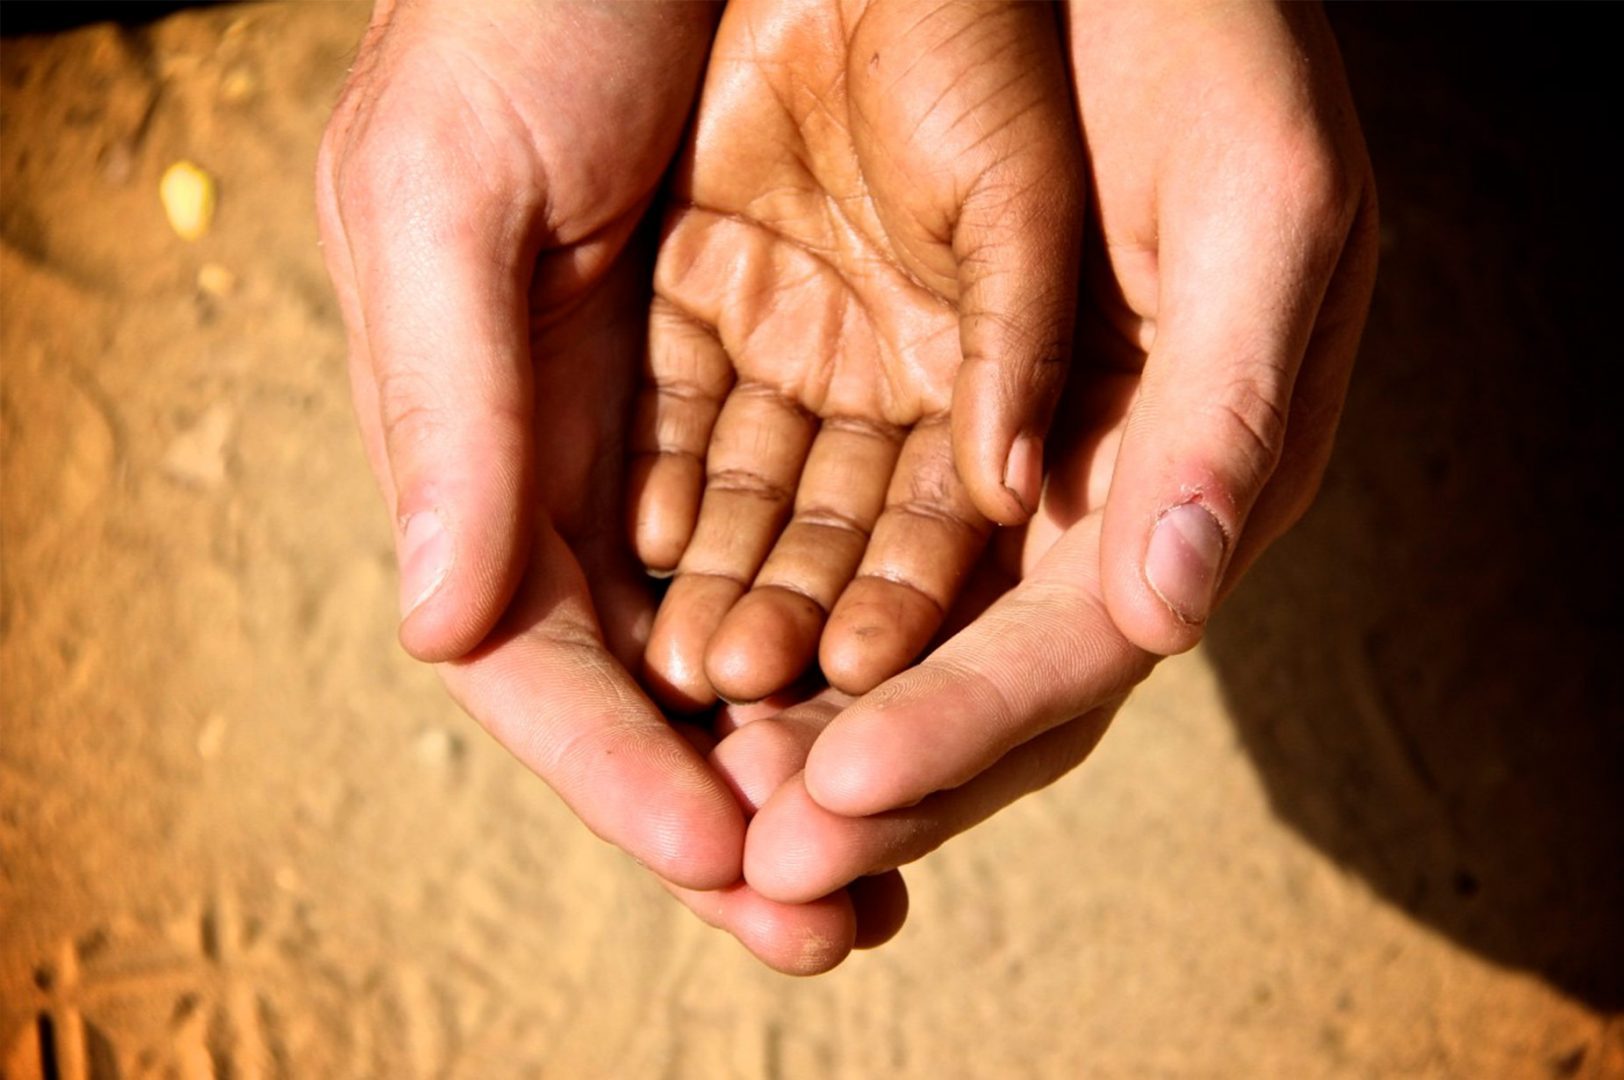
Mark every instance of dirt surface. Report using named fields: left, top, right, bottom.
left=3, top=5, right=1620, bottom=1078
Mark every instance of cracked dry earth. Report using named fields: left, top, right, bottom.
left=2, top=5, right=1620, bottom=1079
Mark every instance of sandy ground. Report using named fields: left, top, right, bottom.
left=2, top=5, right=1620, bottom=1078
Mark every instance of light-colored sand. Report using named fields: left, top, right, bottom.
left=2, top=5, right=1619, bottom=1077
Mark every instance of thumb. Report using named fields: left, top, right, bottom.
left=1098, top=158, right=1355, bottom=655
left=326, top=140, right=539, bottom=663
left=949, top=142, right=1086, bottom=527
left=841, top=0, right=1083, bottom=527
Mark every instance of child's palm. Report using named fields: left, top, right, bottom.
left=629, top=0, right=1083, bottom=709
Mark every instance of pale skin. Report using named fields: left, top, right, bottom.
left=629, top=0, right=1085, bottom=711
left=319, top=0, right=1376, bottom=972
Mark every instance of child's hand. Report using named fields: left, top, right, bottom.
left=628, top=0, right=1084, bottom=710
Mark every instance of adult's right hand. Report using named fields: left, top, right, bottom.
left=316, top=0, right=898, bottom=974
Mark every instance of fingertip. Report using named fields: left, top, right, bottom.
left=705, top=587, right=823, bottom=704
left=801, top=716, right=904, bottom=818
left=641, top=659, right=719, bottom=717
left=1001, top=432, right=1043, bottom=523
left=949, top=406, right=1031, bottom=529
left=712, top=688, right=811, bottom=735
left=710, top=694, right=839, bottom=815
left=849, top=870, right=909, bottom=950
left=817, top=629, right=889, bottom=697
left=743, top=777, right=849, bottom=905
left=801, top=762, right=880, bottom=819
left=1102, top=497, right=1228, bottom=657
left=395, top=506, right=523, bottom=662
left=396, top=618, right=464, bottom=664
left=398, top=585, right=520, bottom=662
left=957, top=433, right=1039, bottom=530
left=712, top=885, right=857, bottom=976
left=643, top=574, right=739, bottom=713
left=967, top=478, right=1031, bottom=530
left=805, top=652, right=1012, bottom=817
left=709, top=718, right=813, bottom=816
left=586, top=560, right=658, bottom=672
left=819, top=579, right=937, bottom=696
left=642, top=805, right=747, bottom=893
left=750, top=897, right=856, bottom=977
left=562, top=698, right=743, bottom=891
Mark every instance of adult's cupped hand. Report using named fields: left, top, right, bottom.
left=315, top=0, right=905, bottom=975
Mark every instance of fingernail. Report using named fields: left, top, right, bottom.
left=397, top=509, right=451, bottom=618
left=1145, top=502, right=1226, bottom=623
left=1003, top=433, right=1042, bottom=516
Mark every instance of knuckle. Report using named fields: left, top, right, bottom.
left=1294, top=138, right=1353, bottom=218
left=820, top=414, right=905, bottom=446
left=707, top=468, right=791, bottom=505
left=956, top=279, right=1075, bottom=388
left=375, top=367, right=447, bottom=457
left=651, top=376, right=716, bottom=407
left=1258, top=123, right=1362, bottom=243
left=850, top=569, right=947, bottom=620
left=333, top=128, right=429, bottom=219
left=730, top=716, right=807, bottom=772
left=959, top=323, right=1069, bottom=379
left=1208, top=379, right=1289, bottom=494
left=332, top=118, right=500, bottom=244
left=793, top=504, right=870, bottom=540
left=888, top=498, right=981, bottom=540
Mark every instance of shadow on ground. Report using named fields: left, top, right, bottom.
left=1208, top=7, right=1624, bottom=1008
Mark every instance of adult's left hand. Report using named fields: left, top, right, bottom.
left=314, top=0, right=903, bottom=975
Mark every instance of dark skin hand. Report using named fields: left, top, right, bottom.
left=628, top=0, right=1086, bottom=711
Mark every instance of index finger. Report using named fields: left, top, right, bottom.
left=439, top=522, right=746, bottom=891
left=803, top=513, right=1154, bottom=818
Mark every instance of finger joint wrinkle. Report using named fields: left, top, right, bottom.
left=707, top=468, right=793, bottom=504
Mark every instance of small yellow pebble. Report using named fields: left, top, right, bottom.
left=197, top=262, right=236, bottom=297
left=160, top=159, right=216, bottom=241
